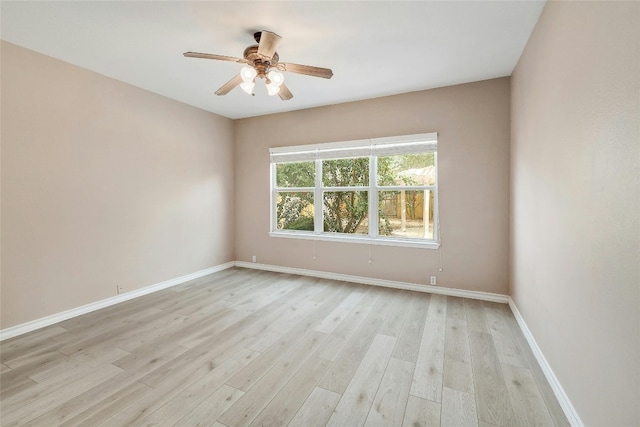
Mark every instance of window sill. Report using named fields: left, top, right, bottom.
left=269, top=231, right=440, bottom=249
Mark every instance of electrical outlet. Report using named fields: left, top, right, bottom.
left=430, top=276, right=437, bottom=285
left=252, top=255, right=257, bottom=263
left=116, top=285, right=124, bottom=295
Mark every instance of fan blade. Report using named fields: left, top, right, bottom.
left=278, top=83, right=293, bottom=101
left=183, top=52, right=246, bottom=63
left=279, top=62, right=333, bottom=79
left=215, top=73, right=243, bottom=96
left=257, top=31, right=282, bottom=60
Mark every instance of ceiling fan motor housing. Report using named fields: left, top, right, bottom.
left=243, top=46, right=279, bottom=78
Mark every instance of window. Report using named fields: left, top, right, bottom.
left=270, top=133, right=439, bottom=248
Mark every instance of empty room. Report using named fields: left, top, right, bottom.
left=1, top=1, right=638, bottom=426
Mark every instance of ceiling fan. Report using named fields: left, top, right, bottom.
left=183, top=31, right=333, bottom=101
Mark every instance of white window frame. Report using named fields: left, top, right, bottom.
left=269, top=133, right=439, bottom=249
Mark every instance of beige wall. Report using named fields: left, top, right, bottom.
left=511, top=2, right=639, bottom=426
left=235, top=78, right=511, bottom=294
left=1, top=42, right=235, bottom=329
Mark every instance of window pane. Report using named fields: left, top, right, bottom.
left=276, top=192, right=314, bottom=231
left=377, top=153, right=435, bottom=186
left=276, top=162, right=315, bottom=187
left=378, top=190, right=434, bottom=239
left=323, top=191, right=368, bottom=234
left=322, top=158, right=369, bottom=187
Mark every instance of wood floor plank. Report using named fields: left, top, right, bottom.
left=287, top=387, right=342, bottom=427
left=112, top=344, right=189, bottom=373
left=104, top=353, right=245, bottom=426
left=443, top=316, right=474, bottom=393
left=60, top=380, right=153, bottom=427
left=464, top=298, right=490, bottom=333
left=401, top=395, right=441, bottom=427
left=248, top=356, right=331, bottom=427
left=85, top=299, right=220, bottom=354
left=378, top=291, right=412, bottom=338
left=392, top=293, right=430, bottom=363
left=1, top=351, right=67, bottom=388
left=484, top=302, right=527, bottom=368
left=0, top=326, right=67, bottom=363
left=218, top=331, right=328, bottom=427
left=447, top=296, right=467, bottom=320
left=226, top=288, right=345, bottom=391
left=247, top=286, right=331, bottom=352
left=1, top=345, right=127, bottom=412
left=140, top=284, right=321, bottom=388
left=0, top=349, right=68, bottom=399
left=28, top=344, right=128, bottom=384
left=115, top=304, right=230, bottom=352
left=326, top=334, right=396, bottom=427
left=139, top=329, right=251, bottom=389
left=315, top=333, right=347, bottom=362
left=2, top=339, right=66, bottom=369
left=23, top=377, right=151, bottom=427
left=138, top=348, right=259, bottom=426
left=314, top=290, right=364, bottom=334
left=101, top=331, right=253, bottom=424
left=173, top=384, right=244, bottom=427
left=0, top=364, right=122, bottom=426
left=410, top=293, right=447, bottom=402
left=441, top=386, right=478, bottom=427
left=221, top=272, right=286, bottom=308
left=131, top=306, right=234, bottom=352
left=178, top=277, right=339, bottom=352
left=174, top=308, right=251, bottom=350
left=229, top=277, right=303, bottom=313
left=0, top=374, right=38, bottom=400
left=318, top=293, right=388, bottom=394
left=330, top=286, right=377, bottom=340
left=364, top=357, right=414, bottom=427
left=469, top=330, right=515, bottom=426
left=501, top=364, right=555, bottom=427
left=55, top=308, right=163, bottom=356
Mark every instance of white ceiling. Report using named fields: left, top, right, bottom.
left=1, top=1, right=545, bottom=120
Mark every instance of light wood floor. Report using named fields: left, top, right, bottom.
left=0, top=268, right=569, bottom=426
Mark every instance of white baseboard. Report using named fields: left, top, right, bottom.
left=234, top=261, right=509, bottom=303
left=0, top=262, right=235, bottom=341
left=508, top=298, right=583, bottom=427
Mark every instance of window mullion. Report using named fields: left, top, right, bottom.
left=369, top=154, right=378, bottom=238
left=274, top=187, right=315, bottom=192
left=314, top=158, right=322, bottom=235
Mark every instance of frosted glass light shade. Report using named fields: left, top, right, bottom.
left=266, top=83, right=281, bottom=96
left=240, top=81, right=255, bottom=95
left=267, top=70, right=284, bottom=86
left=240, top=66, right=257, bottom=83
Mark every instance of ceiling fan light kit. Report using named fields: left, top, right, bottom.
left=183, top=30, right=333, bottom=101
